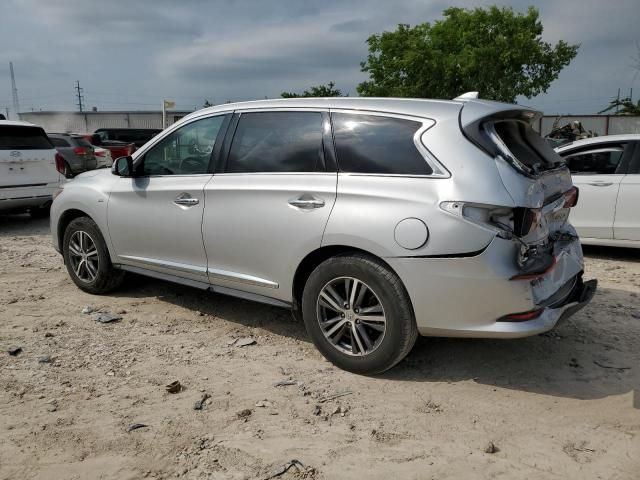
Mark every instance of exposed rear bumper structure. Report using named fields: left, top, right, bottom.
left=387, top=234, right=596, bottom=338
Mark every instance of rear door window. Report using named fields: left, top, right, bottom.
left=0, top=126, right=53, bottom=150
left=563, top=145, right=626, bottom=175
left=226, top=111, right=325, bottom=173
left=331, top=113, right=432, bottom=175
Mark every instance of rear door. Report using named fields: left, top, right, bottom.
left=613, top=142, right=640, bottom=240
left=561, top=142, right=630, bottom=239
left=202, top=110, right=337, bottom=301
left=0, top=125, right=58, bottom=189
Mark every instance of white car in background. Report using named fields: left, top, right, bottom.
left=555, top=134, right=640, bottom=248
left=0, top=120, right=61, bottom=217
left=94, top=146, right=113, bottom=168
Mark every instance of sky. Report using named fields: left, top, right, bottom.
left=0, top=0, right=638, bottom=116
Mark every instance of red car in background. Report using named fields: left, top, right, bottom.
left=76, top=133, right=136, bottom=161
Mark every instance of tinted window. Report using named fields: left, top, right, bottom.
left=0, top=126, right=53, bottom=150
left=50, top=137, right=71, bottom=147
left=331, top=113, right=431, bottom=175
left=142, top=115, right=225, bottom=175
left=564, top=146, right=625, bottom=175
left=72, top=137, right=92, bottom=148
left=226, top=112, right=324, bottom=173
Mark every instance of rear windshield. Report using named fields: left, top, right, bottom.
left=72, top=136, right=92, bottom=148
left=491, top=120, right=560, bottom=174
left=0, top=126, right=53, bottom=150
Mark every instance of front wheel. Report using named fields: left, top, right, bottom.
left=62, top=216, right=125, bottom=294
left=302, top=254, right=418, bottom=374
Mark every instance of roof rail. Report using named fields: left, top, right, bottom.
left=454, top=91, right=479, bottom=101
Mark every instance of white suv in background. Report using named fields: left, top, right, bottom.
left=0, top=121, right=61, bottom=217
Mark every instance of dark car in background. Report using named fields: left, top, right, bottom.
left=94, top=128, right=161, bottom=148
left=48, top=133, right=97, bottom=177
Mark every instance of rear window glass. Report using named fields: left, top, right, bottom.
left=331, top=113, right=432, bottom=175
left=493, top=121, right=558, bottom=171
left=0, top=126, right=53, bottom=150
left=72, top=137, right=92, bottom=148
left=226, top=112, right=324, bottom=173
left=50, top=137, right=71, bottom=147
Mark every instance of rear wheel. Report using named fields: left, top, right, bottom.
left=62, top=217, right=125, bottom=294
left=302, top=254, right=418, bottom=374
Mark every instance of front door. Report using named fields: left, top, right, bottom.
left=107, top=114, right=228, bottom=282
left=202, top=110, right=337, bottom=301
left=564, top=142, right=629, bottom=239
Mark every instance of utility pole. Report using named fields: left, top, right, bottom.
left=616, top=88, right=620, bottom=114
left=10, top=62, right=20, bottom=119
left=75, top=80, right=85, bottom=112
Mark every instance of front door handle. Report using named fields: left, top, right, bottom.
left=288, top=196, right=325, bottom=209
left=174, top=193, right=199, bottom=206
left=588, top=181, right=613, bottom=187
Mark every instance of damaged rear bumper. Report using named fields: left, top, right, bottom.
left=388, top=231, right=597, bottom=338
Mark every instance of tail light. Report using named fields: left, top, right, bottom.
left=563, top=187, right=579, bottom=208
left=95, top=150, right=106, bottom=157
left=54, top=153, right=66, bottom=175
left=513, top=208, right=541, bottom=237
left=73, top=147, right=87, bottom=156
left=500, top=308, right=544, bottom=322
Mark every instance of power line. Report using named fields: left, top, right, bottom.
left=75, top=80, right=84, bottom=112
left=10, top=62, right=20, bottom=118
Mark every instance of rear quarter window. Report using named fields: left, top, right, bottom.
left=0, top=126, right=53, bottom=150
left=331, top=113, right=432, bottom=175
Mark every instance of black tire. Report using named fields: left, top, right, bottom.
left=62, top=216, right=125, bottom=294
left=302, top=254, right=418, bottom=375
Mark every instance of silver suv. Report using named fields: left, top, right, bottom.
left=51, top=97, right=596, bottom=374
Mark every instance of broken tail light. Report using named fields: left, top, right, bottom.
left=563, top=187, right=579, bottom=208
left=510, top=255, right=557, bottom=280
left=500, top=308, right=544, bottom=322
left=513, top=207, right=541, bottom=237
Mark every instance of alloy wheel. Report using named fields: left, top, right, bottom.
left=68, top=230, right=99, bottom=283
left=316, top=276, right=386, bottom=356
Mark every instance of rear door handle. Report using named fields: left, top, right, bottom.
left=588, top=181, right=613, bottom=187
left=174, top=193, right=199, bottom=206
left=288, top=196, right=325, bottom=209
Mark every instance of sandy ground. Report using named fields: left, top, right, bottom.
left=1, top=214, right=639, bottom=480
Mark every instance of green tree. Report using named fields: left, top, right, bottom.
left=598, top=97, right=640, bottom=115
left=357, top=6, right=579, bottom=102
left=281, top=81, right=343, bottom=98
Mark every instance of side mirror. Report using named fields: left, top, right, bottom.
left=112, top=155, right=134, bottom=177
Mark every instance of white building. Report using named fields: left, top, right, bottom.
left=18, top=110, right=195, bottom=133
